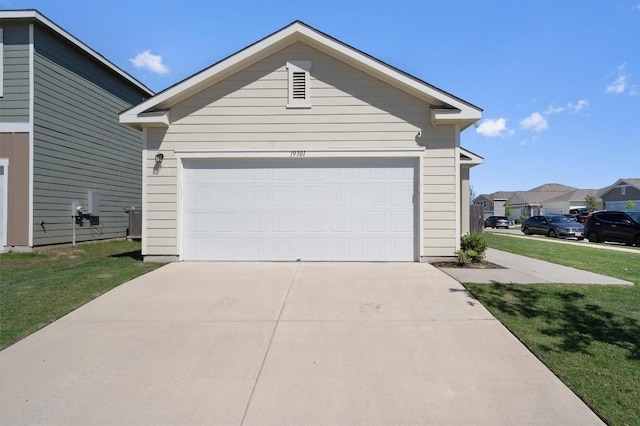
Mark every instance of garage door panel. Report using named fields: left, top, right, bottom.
left=182, top=158, right=416, bottom=261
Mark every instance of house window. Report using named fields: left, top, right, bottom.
left=621, top=186, right=626, bottom=196
left=286, top=60, right=311, bottom=108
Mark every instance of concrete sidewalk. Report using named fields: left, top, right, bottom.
left=0, top=262, right=604, bottom=425
left=441, top=248, right=633, bottom=285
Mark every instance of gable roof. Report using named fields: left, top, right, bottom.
left=0, top=9, right=153, bottom=96
left=120, top=20, right=482, bottom=130
left=526, top=183, right=577, bottom=192
left=544, top=188, right=600, bottom=204
left=460, top=147, right=483, bottom=167
left=473, top=191, right=514, bottom=203
left=599, top=178, right=640, bottom=197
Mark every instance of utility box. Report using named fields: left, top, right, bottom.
left=88, top=191, right=100, bottom=225
left=127, top=207, right=142, bottom=239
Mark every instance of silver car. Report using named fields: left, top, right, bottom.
left=484, top=216, right=510, bottom=229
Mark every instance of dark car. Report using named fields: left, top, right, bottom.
left=583, top=211, right=640, bottom=246
left=484, top=216, right=509, bottom=229
left=569, top=208, right=592, bottom=223
left=521, top=214, right=585, bottom=239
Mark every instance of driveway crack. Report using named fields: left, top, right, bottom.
left=240, top=262, right=301, bottom=425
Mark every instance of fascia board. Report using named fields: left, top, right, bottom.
left=0, top=10, right=153, bottom=96
left=296, top=27, right=481, bottom=113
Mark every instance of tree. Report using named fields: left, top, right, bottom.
left=626, top=200, right=636, bottom=211
left=469, top=186, right=476, bottom=205
left=505, top=202, right=513, bottom=218
left=585, top=195, right=598, bottom=210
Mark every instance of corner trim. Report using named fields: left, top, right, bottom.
left=0, top=158, right=8, bottom=249
left=28, top=23, right=34, bottom=248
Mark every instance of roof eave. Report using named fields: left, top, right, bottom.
left=460, top=147, right=484, bottom=167
left=119, top=110, right=170, bottom=130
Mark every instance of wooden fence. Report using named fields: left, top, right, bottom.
left=469, top=204, right=485, bottom=234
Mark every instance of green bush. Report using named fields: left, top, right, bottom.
left=515, top=215, right=528, bottom=224
left=456, top=233, right=487, bottom=264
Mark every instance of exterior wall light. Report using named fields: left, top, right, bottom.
left=155, top=153, right=164, bottom=163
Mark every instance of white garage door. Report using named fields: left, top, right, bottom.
left=182, top=158, right=417, bottom=261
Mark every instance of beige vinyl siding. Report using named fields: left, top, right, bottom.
left=422, top=143, right=457, bottom=256
left=144, top=42, right=458, bottom=257
left=144, top=128, right=177, bottom=255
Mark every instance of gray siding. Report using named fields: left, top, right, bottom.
left=32, top=23, right=148, bottom=245
left=0, top=23, right=30, bottom=122
left=602, top=185, right=640, bottom=203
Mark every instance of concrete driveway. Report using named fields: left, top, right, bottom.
left=0, top=262, right=603, bottom=425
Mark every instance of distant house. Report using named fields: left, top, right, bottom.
left=542, top=188, right=601, bottom=214
left=599, top=178, right=640, bottom=211
left=0, top=10, right=153, bottom=251
left=474, top=183, right=603, bottom=220
left=507, top=184, right=578, bottom=218
left=120, top=21, right=483, bottom=262
left=473, top=191, right=514, bottom=218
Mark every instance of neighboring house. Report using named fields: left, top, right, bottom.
left=473, top=191, right=514, bottom=218
left=543, top=188, right=601, bottom=214
left=120, top=21, right=483, bottom=262
left=0, top=10, right=153, bottom=251
left=505, top=183, right=578, bottom=219
left=600, top=178, right=640, bottom=211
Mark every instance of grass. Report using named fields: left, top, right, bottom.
left=0, top=240, right=163, bottom=350
left=464, top=233, right=640, bottom=426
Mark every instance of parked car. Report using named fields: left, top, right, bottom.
left=583, top=211, right=640, bottom=246
left=521, top=214, right=585, bottom=239
left=569, top=208, right=592, bottom=223
left=484, top=216, right=510, bottom=229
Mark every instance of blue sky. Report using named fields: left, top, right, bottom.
left=3, top=0, right=639, bottom=196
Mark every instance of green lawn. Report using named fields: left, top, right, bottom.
left=0, top=240, right=163, bottom=350
left=465, top=233, right=640, bottom=426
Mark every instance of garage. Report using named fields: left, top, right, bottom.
left=181, top=158, right=417, bottom=261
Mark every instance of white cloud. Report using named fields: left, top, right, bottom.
left=568, top=99, right=589, bottom=112
left=544, top=105, right=565, bottom=115
left=475, top=118, right=511, bottom=137
left=606, top=64, right=631, bottom=94
left=520, top=112, right=548, bottom=132
left=129, top=50, right=169, bottom=75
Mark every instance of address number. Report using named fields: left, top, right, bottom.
left=290, top=151, right=306, bottom=157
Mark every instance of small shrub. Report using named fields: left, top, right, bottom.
left=515, top=215, right=527, bottom=224
left=456, top=233, right=487, bottom=264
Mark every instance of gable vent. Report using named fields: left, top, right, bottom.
left=286, top=60, right=312, bottom=108
left=292, top=72, right=307, bottom=99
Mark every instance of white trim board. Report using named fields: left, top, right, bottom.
left=0, top=158, right=8, bottom=249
